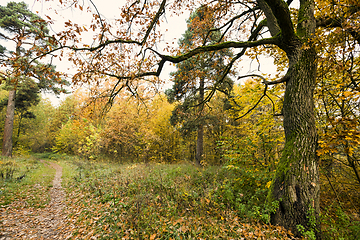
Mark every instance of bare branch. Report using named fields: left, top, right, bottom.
left=264, top=74, right=289, bottom=85
left=155, top=36, right=279, bottom=64
left=205, top=6, right=260, bottom=43
left=141, top=0, right=167, bottom=45
left=234, top=84, right=268, bottom=120
left=197, top=21, right=268, bottom=106
left=238, top=72, right=289, bottom=86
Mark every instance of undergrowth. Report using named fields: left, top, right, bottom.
left=61, top=158, right=294, bottom=239
left=319, top=168, right=360, bottom=240
left=2, top=153, right=357, bottom=239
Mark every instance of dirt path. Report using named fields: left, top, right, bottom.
left=0, top=160, right=72, bottom=239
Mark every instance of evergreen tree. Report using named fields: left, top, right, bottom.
left=0, top=1, right=68, bottom=157
left=166, top=6, right=234, bottom=165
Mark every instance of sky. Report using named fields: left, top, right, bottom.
left=1, top=0, right=191, bottom=105
left=1, top=0, right=281, bottom=106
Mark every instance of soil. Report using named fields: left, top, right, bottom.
left=0, top=160, right=72, bottom=239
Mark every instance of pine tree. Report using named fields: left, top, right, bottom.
left=0, top=1, right=69, bottom=157
left=166, top=6, right=233, bottom=165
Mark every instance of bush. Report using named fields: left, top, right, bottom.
left=0, top=158, right=18, bottom=180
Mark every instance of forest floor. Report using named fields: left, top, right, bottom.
left=0, top=157, right=298, bottom=239
left=5, top=156, right=356, bottom=239
left=0, top=160, right=73, bottom=239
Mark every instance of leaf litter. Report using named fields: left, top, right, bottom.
left=0, top=160, right=73, bottom=239
left=0, top=160, right=298, bottom=239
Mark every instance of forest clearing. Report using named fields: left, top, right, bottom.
left=0, top=154, right=359, bottom=239
left=1, top=0, right=360, bottom=239
left=1, top=155, right=293, bottom=239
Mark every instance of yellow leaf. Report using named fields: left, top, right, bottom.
left=343, top=91, right=352, bottom=98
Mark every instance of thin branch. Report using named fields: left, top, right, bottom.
left=234, top=84, right=268, bottom=120
left=265, top=94, right=277, bottom=116
left=28, top=37, right=142, bottom=65
left=205, top=6, right=260, bottom=43
left=197, top=21, right=269, bottom=106
left=233, top=73, right=282, bottom=119
left=88, top=0, right=105, bottom=46
left=141, top=0, right=167, bottom=46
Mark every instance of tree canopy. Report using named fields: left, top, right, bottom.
left=10, top=0, right=360, bottom=238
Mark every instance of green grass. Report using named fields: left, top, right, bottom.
left=1, top=153, right=358, bottom=239
left=61, top=159, right=292, bottom=239
left=0, top=156, right=55, bottom=208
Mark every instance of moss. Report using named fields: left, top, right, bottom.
left=296, top=1, right=315, bottom=38
left=283, top=128, right=308, bottom=170
left=267, top=134, right=296, bottom=200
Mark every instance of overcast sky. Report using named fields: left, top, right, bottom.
left=2, top=0, right=280, bottom=105
left=1, top=0, right=190, bottom=105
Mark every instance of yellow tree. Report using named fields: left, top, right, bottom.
left=144, top=94, right=182, bottom=163
left=100, top=94, right=149, bottom=161
left=227, top=79, right=284, bottom=169
left=51, top=88, right=103, bottom=159
left=314, top=1, right=360, bottom=216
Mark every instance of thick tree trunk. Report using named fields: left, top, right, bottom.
left=2, top=90, right=16, bottom=157
left=258, top=0, right=321, bottom=237
left=269, top=45, right=320, bottom=238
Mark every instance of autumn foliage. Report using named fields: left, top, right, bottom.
left=1, top=0, right=360, bottom=239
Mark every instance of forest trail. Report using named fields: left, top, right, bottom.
left=0, top=160, right=72, bottom=239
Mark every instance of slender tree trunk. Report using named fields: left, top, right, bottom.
left=2, top=90, right=16, bottom=157
left=196, top=125, right=204, bottom=166
left=195, top=77, right=205, bottom=166
left=14, top=111, right=24, bottom=147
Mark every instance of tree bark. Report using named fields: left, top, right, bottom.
left=2, top=90, right=16, bottom=157
left=195, top=77, right=205, bottom=166
left=269, top=45, right=320, bottom=238
left=262, top=0, right=321, bottom=238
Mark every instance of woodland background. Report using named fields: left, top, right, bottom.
left=0, top=0, right=360, bottom=239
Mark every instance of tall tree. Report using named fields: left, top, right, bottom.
left=166, top=6, right=233, bottom=166
left=0, top=1, right=68, bottom=157
left=0, top=77, right=40, bottom=147
left=35, top=0, right=360, bottom=237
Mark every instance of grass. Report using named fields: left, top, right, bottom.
left=61, top=159, right=293, bottom=239
left=2, top=153, right=358, bottom=239
left=0, top=155, right=55, bottom=208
